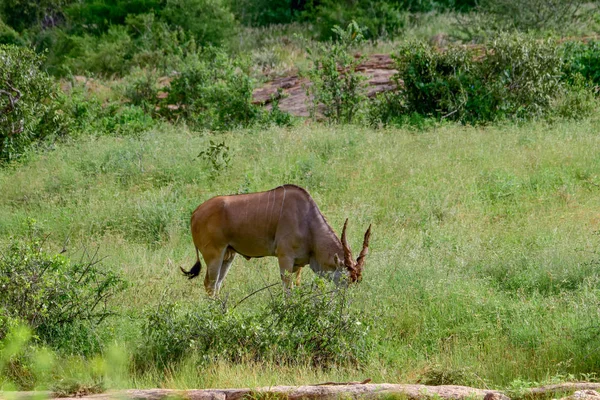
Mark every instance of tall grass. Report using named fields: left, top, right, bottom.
left=1, top=115, right=600, bottom=390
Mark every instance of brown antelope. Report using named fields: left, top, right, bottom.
left=181, top=185, right=371, bottom=296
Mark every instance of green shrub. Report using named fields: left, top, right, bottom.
left=0, top=45, right=69, bottom=163
left=162, top=0, right=237, bottom=47
left=56, top=83, right=155, bottom=136
left=563, top=40, right=600, bottom=89
left=122, top=67, right=160, bottom=114
left=0, top=0, right=74, bottom=32
left=0, top=221, right=126, bottom=354
left=231, top=0, right=299, bottom=27
left=166, top=49, right=260, bottom=130
left=136, top=279, right=372, bottom=368
left=391, top=34, right=592, bottom=124
left=64, top=26, right=133, bottom=76
left=125, top=13, right=193, bottom=74
left=64, top=0, right=163, bottom=35
left=551, top=73, right=597, bottom=121
left=306, top=0, right=407, bottom=41
left=0, top=19, right=24, bottom=46
left=455, top=0, right=593, bottom=41
left=393, top=41, right=476, bottom=121
left=305, top=21, right=368, bottom=124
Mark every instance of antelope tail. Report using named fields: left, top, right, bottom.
left=181, top=247, right=202, bottom=279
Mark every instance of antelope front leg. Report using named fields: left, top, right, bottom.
left=293, top=266, right=303, bottom=286
left=277, top=256, right=295, bottom=291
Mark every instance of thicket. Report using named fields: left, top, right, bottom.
left=455, top=0, right=595, bottom=42
left=305, top=21, right=368, bottom=124
left=0, top=222, right=126, bottom=354
left=370, top=34, right=599, bottom=126
left=0, top=45, right=68, bottom=162
left=135, top=279, right=372, bottom=369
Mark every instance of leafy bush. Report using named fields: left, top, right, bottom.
left=162, top=0, right=237, bottom=47
left=455, top=0, right=593, bottom=41
left=563, top=40, right=600, bottom=89
left=306, top=0, right=407, bottom=41
left=478, top=35, right=565, bottom=120
left=0, top=221, right=126, bottom=353
left=305, top=21, right=368, bottom=124
left=166, top=49, right=261, bottom=130
left=393, top=42, right=476, bottom=121
left=0, top=19, right=24, bottom=46
left=390, top=34, right=593, bottom=124
left=64, top=0, right=163, bottom=35
left=136, top=279, right=372, bottom=368
left=231, top=0, right=299, bottom=27
left=0, top=45, right=69, bottom=163
left=56, top=82, right=155, bottom=137
left=0, top=0, right=74, bottom=32
left=63, top=25, right=133, bottom=76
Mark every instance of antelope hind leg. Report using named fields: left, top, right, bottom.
left=203, top=247, right=227, bottom=297
left=216, top=249, right=236, bottom=294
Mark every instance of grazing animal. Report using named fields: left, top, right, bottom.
left=181, top=185, right=371, bottom=296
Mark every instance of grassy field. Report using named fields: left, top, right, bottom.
left=1, top=115, right=600, bottom=390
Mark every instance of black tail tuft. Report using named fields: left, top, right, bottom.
left=180, top=260, right=202, bottom=279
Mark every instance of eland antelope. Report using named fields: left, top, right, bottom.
left=181, top=185, right=371, bottom=296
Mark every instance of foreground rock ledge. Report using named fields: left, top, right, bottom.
left=7, top=382, right=600, bottom=400
left=3, top=384, right=508, bottom=400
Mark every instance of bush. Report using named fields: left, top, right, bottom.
left=136, top=279, right=372, bottom=368
left=306, top=0, right=407, bottom=41
left=393, top=42, right=476, bottom=121
left=455, top=0, right=593, bottom=41
left=0, top=45, right=69, bottom=163
left=63, top=25, right=133, bottom=77
left=231, top=0, right=299, bottom=27
left=305, top=21, right=368, bottom=124
left=161, top=0, right=237, bottom=47
left=166, top=49, right=261, bottom=130
left=0, top=0, right=74, bottom=32
left=563, top=40, right=600, bottom=89
left=0, top=221, right=126, bottom=353
left=0, top=19, right=25, bottom=46
left=389, top=34, right=593, bottom=124
left=64, top=0, right=163, bottom=35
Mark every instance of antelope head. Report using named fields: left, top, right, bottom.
left=336, top=218, right=372, bottom=283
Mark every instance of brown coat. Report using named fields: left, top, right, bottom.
left=181, top=185, right=371, bottom=296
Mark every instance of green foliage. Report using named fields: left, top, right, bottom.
left=0, top=18, right=25, bottom=45
left=391, top=34, right=595, bottom=124
left=305, top=21, right=368, bottom=124
left=162, top=0, right=237, bottom=46
left=231, top=0, right=298, bottom=27
left=198, top=140, right=231, bottom=177
left=0, top=221, right=126, bottom=353
left=135, top=279, right=372, bottom=369
left=166, top=49, right=261, bottom=130
left=64, top=0, right=163, bottom=35
left=57, top=84, right=155, bottom=137
left=563, top=40, right=600, bottom=88
left=306, top=0, right=408, bottom=41
left=455, top=0, right=593, bottom=41
left=0, top=0, right=75, bottom=32
left=0, top=45, right=68, bottom=163
left=551, top=73, right=597, bottom=121
left=393, top=41, right=476, bottom=121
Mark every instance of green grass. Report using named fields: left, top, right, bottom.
left=1, top=115, right=600, bottom=390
